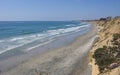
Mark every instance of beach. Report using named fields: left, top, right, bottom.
left=0, top=0, right=119, bottom=75
left=0, top=24, right=98, bottom=75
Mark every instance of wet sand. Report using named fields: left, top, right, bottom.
left=1, top=24, right=98, bottom=75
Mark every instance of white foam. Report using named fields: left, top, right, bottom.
left=47, top=24, right=90, bottom=35
left=0, top=24, right=91, bottom=54
left=66, top=24, right=75, bottom=26
left=10, top=37, right=23, bottom=41
left=0, top=40, right=4, bottom=43
left=26, top=39, right=53, bottom=52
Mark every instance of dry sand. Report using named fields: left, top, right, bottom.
left=1, top=24, right=98, bottom=75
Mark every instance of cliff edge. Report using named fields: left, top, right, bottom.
left=89, top=17, right=120, bottom=75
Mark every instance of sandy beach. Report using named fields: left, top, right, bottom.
left=0, top=24, right=98, bottom=75
left=0, top=0, right=119, bottom=75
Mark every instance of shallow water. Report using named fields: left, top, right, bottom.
left=0, top=21, right=91, bottom=55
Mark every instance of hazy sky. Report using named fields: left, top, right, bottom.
left=0, top=0, right=120, bottom=21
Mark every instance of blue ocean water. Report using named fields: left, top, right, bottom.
left=0, top=21, right=91, bottom=54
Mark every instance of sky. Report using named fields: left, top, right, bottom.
left=0, top=0, right=120, bottom=21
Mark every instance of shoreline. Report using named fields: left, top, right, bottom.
left=1, top=24, right=98, bottom=75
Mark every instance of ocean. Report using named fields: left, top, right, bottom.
left=0, top=21, right=91, bottom=55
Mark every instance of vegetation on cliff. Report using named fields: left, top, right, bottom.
left=93, top=33, right=120, bottom=73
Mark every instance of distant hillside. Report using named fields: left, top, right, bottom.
left=90, top=17, right=120, bottom=75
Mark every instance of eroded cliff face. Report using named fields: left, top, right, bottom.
left=93, top=18, right=120, bottom=47
left=90, top=17, right=120, bottom=75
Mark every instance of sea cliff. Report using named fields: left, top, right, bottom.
left=89, top=17, right=120, bottom=75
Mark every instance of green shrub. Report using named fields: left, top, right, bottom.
left=93, top=46, right=115, bottom=73
left=113, top=33, right=120, bottom=41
